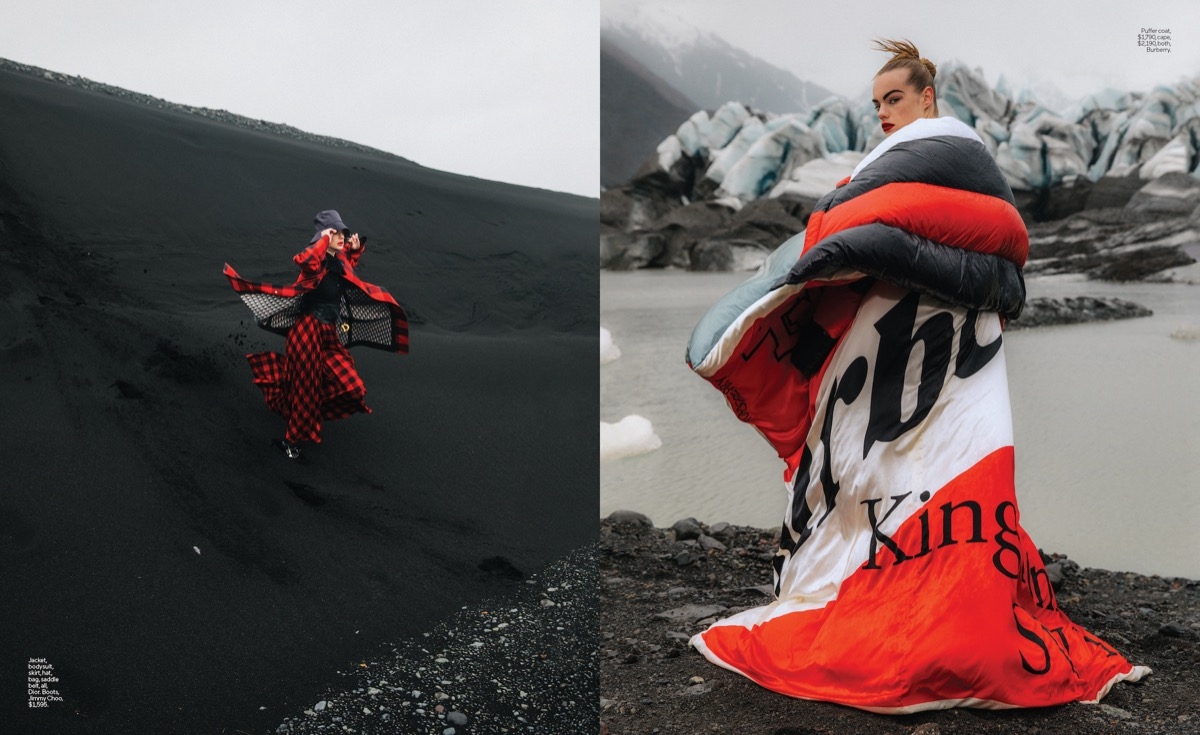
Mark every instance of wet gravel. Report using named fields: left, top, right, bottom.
left=277, top=544, right=598, bottom=735
left=601, top=513, right=1200, bottom=735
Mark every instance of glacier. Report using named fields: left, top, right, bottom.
left=639, top=65, right=1200, bottom=206
left=602, top=63, right=1200, bottom=273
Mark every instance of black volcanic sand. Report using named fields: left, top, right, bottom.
left=600, top=516, right=1200, bottom=735
left=276, top=544, right=598, bottom=734
left=0, top=65, right=597, bottom=734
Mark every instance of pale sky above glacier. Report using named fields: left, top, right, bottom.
left=2, top=0, right=598, bottom=198
left=604, top=0, right=1200, bottom=104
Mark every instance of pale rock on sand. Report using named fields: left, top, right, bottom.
left=600, top=326, right=621, bottom=364
left=601, top=415, right=662, bottom=461
left=1170, top=323, right=1200, bottom=341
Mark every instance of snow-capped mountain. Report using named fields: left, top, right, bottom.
left=601, top=39, right=697, bottom=188
left=601, top=5, right=836, bottom=116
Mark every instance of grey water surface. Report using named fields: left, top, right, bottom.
left=601, top=271, right=1200, bottom=579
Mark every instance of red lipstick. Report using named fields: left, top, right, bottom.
left=881, top=123, right=894, bottom=133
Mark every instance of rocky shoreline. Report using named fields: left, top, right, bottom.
left=1006, top=296, right=1153, bottom=330
left=600, top=513, right=1200, bottom=735
left=602, top=175, right=1200, bottom=281
left=601, top=164, right=1200, bottom=331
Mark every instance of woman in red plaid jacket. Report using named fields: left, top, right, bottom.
left=224, top=210, right=409, bottom=461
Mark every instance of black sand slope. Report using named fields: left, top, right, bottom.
left=0, top=63, right=597, bottom=734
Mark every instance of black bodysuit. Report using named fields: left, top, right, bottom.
left=303, top=254, right=346, bottom=324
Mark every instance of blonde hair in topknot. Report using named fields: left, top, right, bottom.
left=873, top=38, right=939, bottom=116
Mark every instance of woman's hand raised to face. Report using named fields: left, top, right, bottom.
left=323, top=228, right=346, bottom=251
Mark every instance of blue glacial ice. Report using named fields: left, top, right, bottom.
left=645, top=67, right=1200, bottom=203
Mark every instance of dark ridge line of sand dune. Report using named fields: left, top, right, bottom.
left=0, top=56, right=412, bottom=164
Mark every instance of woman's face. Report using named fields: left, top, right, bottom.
left=872, top=69, right=934, bottom=136
left=328, top=231, right=346, bottom=251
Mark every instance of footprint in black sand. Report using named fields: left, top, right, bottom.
left=143, top=339, right=221, bottom=385
left=0, top=504, right=36, bottom=553
left=110, top=379, right=144, bottom=399
left=478, top=555, right=524, bottom=580
left=285, top=481, right=326, bottom=507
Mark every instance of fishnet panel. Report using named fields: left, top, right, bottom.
left=341, top=288, right=395, bottom=348
left=240, top=292, right=303, bottom=332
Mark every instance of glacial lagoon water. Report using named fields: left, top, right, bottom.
left=600, top=271, right=1200, bottom=579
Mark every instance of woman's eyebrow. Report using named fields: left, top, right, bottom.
left=872, top=88, right=904, bottom=103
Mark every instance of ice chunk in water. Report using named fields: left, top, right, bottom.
left=601, top=415, right=662, bottom=461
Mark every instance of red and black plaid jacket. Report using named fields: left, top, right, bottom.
left=224, top=234, right=410, bottom=354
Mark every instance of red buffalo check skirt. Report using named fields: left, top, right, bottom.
left=247, top=314, right=370, bottom=444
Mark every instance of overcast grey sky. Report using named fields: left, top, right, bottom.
left=3, top=0, right=598, bottom=198
left=604, top=0, right=1200, bottom=104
